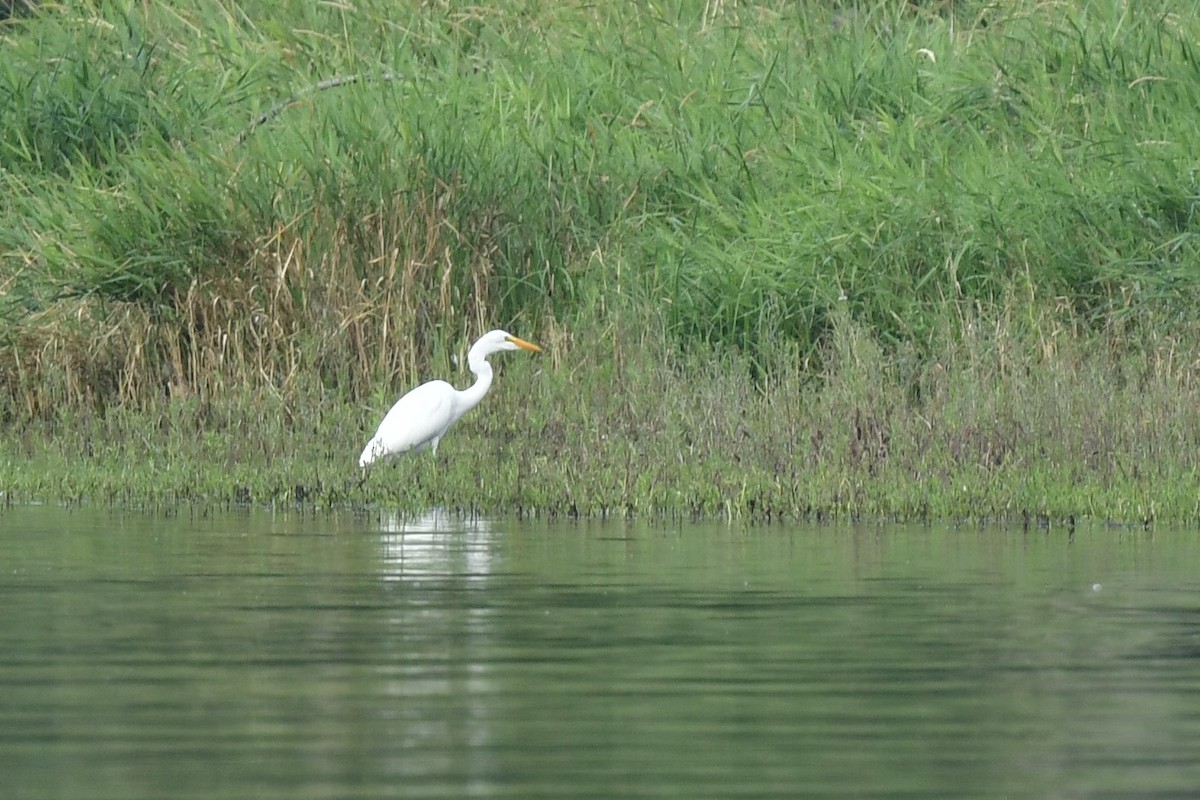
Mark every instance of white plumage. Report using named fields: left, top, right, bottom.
left=359, top=330, right=541, bottom=468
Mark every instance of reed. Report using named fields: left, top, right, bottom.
left=3, top=0, right=1200, bottom=521
left=4, top=302, right=1199, bottom=524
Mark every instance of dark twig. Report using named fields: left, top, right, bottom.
left=234, top=71, right=401, bottom=145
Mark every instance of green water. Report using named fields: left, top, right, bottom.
left=2, top=506, right=1198, bottom=799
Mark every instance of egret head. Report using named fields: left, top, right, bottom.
left=476, top=329, right=542, bottom=356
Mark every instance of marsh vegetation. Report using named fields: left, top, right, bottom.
left=2, top=0, right=1199, bottom=521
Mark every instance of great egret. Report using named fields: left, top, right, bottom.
left=358, top=330, right=542, bottom=468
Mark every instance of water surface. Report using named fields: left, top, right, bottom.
left=2, top=506, right=1199, bottom=799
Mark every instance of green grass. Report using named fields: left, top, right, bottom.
left=3, top=0, right=1200, bottom=521
left=4, top=306, right=1199, bottom=524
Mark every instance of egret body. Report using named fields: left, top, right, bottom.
left=358, top=330, right=541, bottom=468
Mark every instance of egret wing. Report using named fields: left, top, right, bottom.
left=361, top=380, right=457, bottom=464
left=375, top=380, right=457, bottom=453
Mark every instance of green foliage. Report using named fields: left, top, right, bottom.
left=639, top=0, right=1200, bottom=362
left=4, top=0, right=1199, bottom=364
left=4, top=1, right=1200, bottom=519
left=4, top=306, right=1200, bottom=524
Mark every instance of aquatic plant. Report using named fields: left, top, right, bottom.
left=3, top=0, right=1200, bottom=522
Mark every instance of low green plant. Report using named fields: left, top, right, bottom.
left=3, top=0, right=1200, bottom=520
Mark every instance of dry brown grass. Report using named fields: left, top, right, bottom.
left=1, top=180, right=513, bottom=417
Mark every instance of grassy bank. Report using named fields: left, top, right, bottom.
left=4, top=307, right=1198, bottom=524
left=2, top=1, right=1200, bottom=521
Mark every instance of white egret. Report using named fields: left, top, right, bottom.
left=358, top=330, right=542, bottom=468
